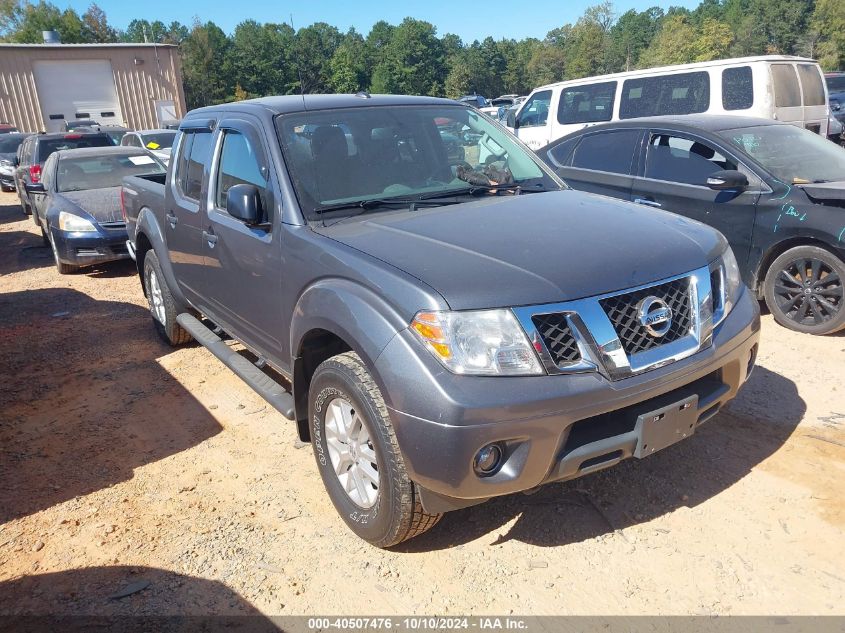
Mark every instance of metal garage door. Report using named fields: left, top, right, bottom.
left=32, top=59, right=124, bottom=133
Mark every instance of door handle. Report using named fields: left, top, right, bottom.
left=202, top=229, right=218, bottom=247
left=166, top=211, right=178, bottom=228
left=634, top=198, right=662, bottom=208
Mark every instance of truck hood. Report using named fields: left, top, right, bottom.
left=316, top=190, right=725, bottom=310
left=58, top=187, right=123, bottom=224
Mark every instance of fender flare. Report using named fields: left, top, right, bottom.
left=289, top=278, right=411, bottom=423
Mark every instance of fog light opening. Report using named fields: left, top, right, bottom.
left=474, top=443, right=503, bottom=476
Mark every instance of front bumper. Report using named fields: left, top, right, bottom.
left=50, top=225, right=130, bottom=267
left=375, top=286, right=760, bottom=513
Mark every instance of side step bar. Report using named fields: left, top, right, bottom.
left=176, top=313, right=295, bottom=420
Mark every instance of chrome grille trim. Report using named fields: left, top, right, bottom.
left=512, top=266, right=715, bottom=380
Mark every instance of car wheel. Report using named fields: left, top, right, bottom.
left=47, top=224, right=79, bottom=275
left=763, top=245, right=845, bottom=335
left=309, top=351, right=441, bottom=547
left=142, top=250, right=192, bottom=346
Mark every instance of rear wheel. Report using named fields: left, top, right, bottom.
left=142, top=250, right=192, bottom=346
left=309, top=352, right=441, bottom=547
left=763, top=245, right=845, bottom=335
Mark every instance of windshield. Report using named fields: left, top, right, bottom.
left=276, top=105, right=557, bottom=219
left=719, top=124, right=845, bottom=184
left=140, top=132, right=176, bottom=150
left=0, top=135, right=25, bottom=153
left=827, top=76, right=845, bottom=92
left=57, top=153, right=165, bottom=192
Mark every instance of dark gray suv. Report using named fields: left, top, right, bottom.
left=122, top=95, right=760, bottom=547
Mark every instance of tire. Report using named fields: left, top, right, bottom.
left=47, top=224, right=79, bottom=275
left=763, top=245, right=845, bottom=335
left=309, top=352, right=441, bottom=547
left=142, top=250, right=192, bottom=346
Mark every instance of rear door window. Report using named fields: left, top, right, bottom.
left=185, top=132, right=212, bottom=200
left=796, top=64, right=826, bottom=106
left=646, top=133, right=736, bottom=186
left=517, top=90, right=552, bottom=128
left=771, top=65, right=801, bottom=107
left=557, top=82, right=616, bottom=124
left=571, top=129, right=640, bottom=174
left=722, top=66, right=754, bottom=111
left=620, top=72, right=710, bottom=119
left=173, top=133, right=193, bottom=198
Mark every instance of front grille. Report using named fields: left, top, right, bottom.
left=599, top=278, right=693, bottom=355
left=532, top=313, right=580, bottom=365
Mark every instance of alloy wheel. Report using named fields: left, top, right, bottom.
left=324, top=397, right=380, bottom=508
left=773, top=257, right=843, bottom=326
left=148, top=269, right=167, bottom=325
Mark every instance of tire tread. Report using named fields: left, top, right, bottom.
left=322, top=352, right=441, bottom=547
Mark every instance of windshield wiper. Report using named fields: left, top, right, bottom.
left=421, top=182, right=555, bottom=199
left=314, top=197, right=441, bottom=215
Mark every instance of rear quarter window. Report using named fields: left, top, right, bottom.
left=571, top=129, right=640, bottom=174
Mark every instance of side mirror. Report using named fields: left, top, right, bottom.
left=706, top=170, right=748, bottom=191
left=506, top=111, right=518, bottom=129
left=226, top=183, right=263, bottom=225
left=25, top=182, right=45, bottom=194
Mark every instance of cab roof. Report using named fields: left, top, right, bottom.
left=186, top=94, right=461, bottom=119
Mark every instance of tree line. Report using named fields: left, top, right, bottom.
left=1, top=0, right=843, bottom=111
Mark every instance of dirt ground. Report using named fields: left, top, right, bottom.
left=0, top=189, right=843, bottom=618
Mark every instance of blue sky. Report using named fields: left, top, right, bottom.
left=63, top=0, right=701, bottom=42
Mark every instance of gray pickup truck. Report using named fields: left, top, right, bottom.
left=122, top=94, right=760, bottom=547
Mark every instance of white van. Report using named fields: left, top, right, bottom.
left=508, top=55, right=830, bottom=149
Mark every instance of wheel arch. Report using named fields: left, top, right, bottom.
left=290, top=279, right=409, bottom=441
left=134, top=207, right=188, bottom=308
left=754, top=235, right=844, bottom=298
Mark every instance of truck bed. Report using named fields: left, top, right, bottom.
left=123, top=172, right=167, bottom=240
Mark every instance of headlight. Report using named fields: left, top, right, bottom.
left=58, top=211, right=97, bottom=232
left=411, top=309, right=544, bottom=376
left=713, top=246, right=742, bottom=325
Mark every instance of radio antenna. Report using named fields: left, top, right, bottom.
left=290, top=14, right=306, bottom=107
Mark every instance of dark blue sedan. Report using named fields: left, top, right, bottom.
left=26, top=146, right=166, bottom=274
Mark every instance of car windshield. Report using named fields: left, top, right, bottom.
left=276, top=105, right=557, bottom=219
left=827, top=76, right=845, bottom=92
left=140, top=132, right=176, bottom=150
left=57, top=153, right=165, bottom=192
left=0, top=135, right=25, bottom=153
left=719, top=124, right=845, bottom=184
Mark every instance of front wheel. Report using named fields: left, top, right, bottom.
left=763, top=245, right=845, bottom=335
left=309, top=352, right=441, bottom=547
left=47, top=225, right=79, bottom=275
left=142, top=250, right=192, bottom=346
